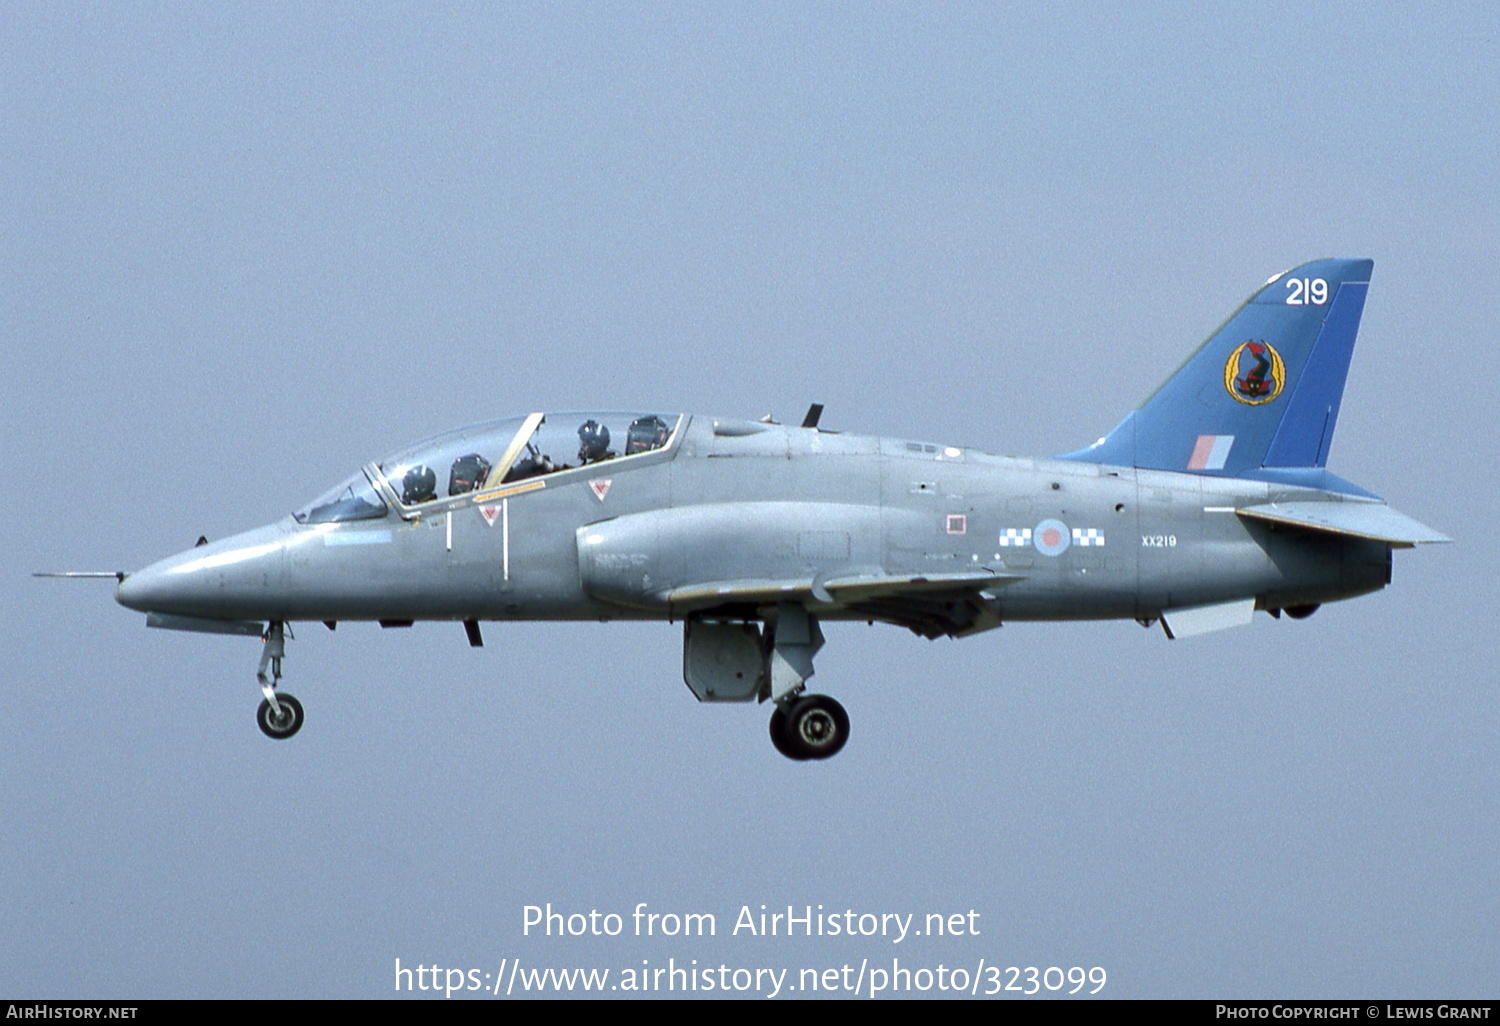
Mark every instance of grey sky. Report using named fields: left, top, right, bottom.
left=4, top=2, right=1495, bottom=998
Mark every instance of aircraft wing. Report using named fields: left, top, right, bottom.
left=1234, top=501, right=1450, bottom=547
left=666, top=579, right=821, bottom=607
left=666, top=569, right=1022, bottom=639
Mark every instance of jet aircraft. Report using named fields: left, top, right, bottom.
left=57, top=258, right=1448, bottom=760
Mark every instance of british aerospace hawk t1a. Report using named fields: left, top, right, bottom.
left=64, top=258, right=1447, bottom=760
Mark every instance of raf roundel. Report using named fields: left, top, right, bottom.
left=1033, top=519, right=1071, bottom=557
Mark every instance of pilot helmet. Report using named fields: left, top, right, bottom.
left=448, top=453, right=492, bottom=495
left=402, top=465, right=437, bottom=505
left=577, top=419, right=611, bottom=462
left=625, top=415, right=670, bottom=455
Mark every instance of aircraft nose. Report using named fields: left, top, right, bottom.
left=115, top=565, right=167, bottom=612
left=114, top=525, right=290, bottom=619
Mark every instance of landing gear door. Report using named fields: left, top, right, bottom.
left=683, top=620, right=765, bottom=702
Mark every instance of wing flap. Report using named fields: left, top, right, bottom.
left=1235, top=501, right=1450, bottom=547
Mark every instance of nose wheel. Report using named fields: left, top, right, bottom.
left=257, top=692, right=304, bottom=739
left=255, top=621, right=304, bottom=740
left=770, top=694, right=849, bottom=761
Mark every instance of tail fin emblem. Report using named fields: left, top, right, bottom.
left=1224, top=341, right=1285, bottom=405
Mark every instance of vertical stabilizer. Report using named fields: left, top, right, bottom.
left=1061, top=258, right=1373, bottom=476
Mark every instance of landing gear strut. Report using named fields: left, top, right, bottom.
left=255, top=621, right=303, bottom=739
left=765, top=605, right=848, bottom=761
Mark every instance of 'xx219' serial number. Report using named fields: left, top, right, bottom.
left=1141, top=535, right=1177, bottom=547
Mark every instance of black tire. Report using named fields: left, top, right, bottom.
left=769, top=706, right=807, bottom=761
left=783, top=694, right=849, bottom=760
left=257, top=693, right=304, bottom=739
left=1285, top=603, right=1321, bottom=620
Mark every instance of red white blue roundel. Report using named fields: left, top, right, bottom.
left=1033, top=519, right=1070, bottom=557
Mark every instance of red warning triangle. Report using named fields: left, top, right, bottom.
left=589, top=478, right=612, bottom=501
left=479, top=505, right=500, bottom=526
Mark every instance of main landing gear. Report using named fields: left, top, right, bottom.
left=682, top=605, right=851, bottom=761
left=255, top=621, right=304, bottom=739
left=769, top=693, right=850, bottom=761
left=761, top=605, right=849, bottom=761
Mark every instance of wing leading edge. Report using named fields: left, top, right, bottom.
left=666, top=570, right=1022, bottom=639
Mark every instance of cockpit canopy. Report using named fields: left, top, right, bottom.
left=294, top=412, right=682, bottom=524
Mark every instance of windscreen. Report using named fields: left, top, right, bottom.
left=294, top=469, right=387, bottom=524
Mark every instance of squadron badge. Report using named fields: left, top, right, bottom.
left=1224, top=340, right=1285, bottom=405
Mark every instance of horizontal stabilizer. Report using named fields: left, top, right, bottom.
left=1235, top=502, right=1450, bottom=547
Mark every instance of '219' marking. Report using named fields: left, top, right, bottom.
left=1141, top=535, right=1177, bottom=547
left=1285, top=278, right=1328, bottom=305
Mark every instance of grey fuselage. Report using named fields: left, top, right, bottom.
left=115, top=415, right=1389, bottom=632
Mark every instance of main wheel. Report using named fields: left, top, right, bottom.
left=1285, top=603, right=1321, bottom=620
left=769, top=706, right=807, bottom=761
left=257, top=693, right=304, bottom=739
left=782, top=694, right=849, bottom=760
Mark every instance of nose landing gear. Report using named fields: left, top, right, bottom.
left=255, top=621, right=304, bottom=739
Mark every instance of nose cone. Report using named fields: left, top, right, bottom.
left=115, top=564, right=169, bottom=612
left=115, top=523, right=291, bottom=620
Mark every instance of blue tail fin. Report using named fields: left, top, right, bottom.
left=1060, top=258, right=1373, bottom=478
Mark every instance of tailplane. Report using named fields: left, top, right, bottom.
left=1062, top=258, right=1373, bottom=477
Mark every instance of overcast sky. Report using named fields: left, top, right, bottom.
left=4, top=1, right=1495, bottom=999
